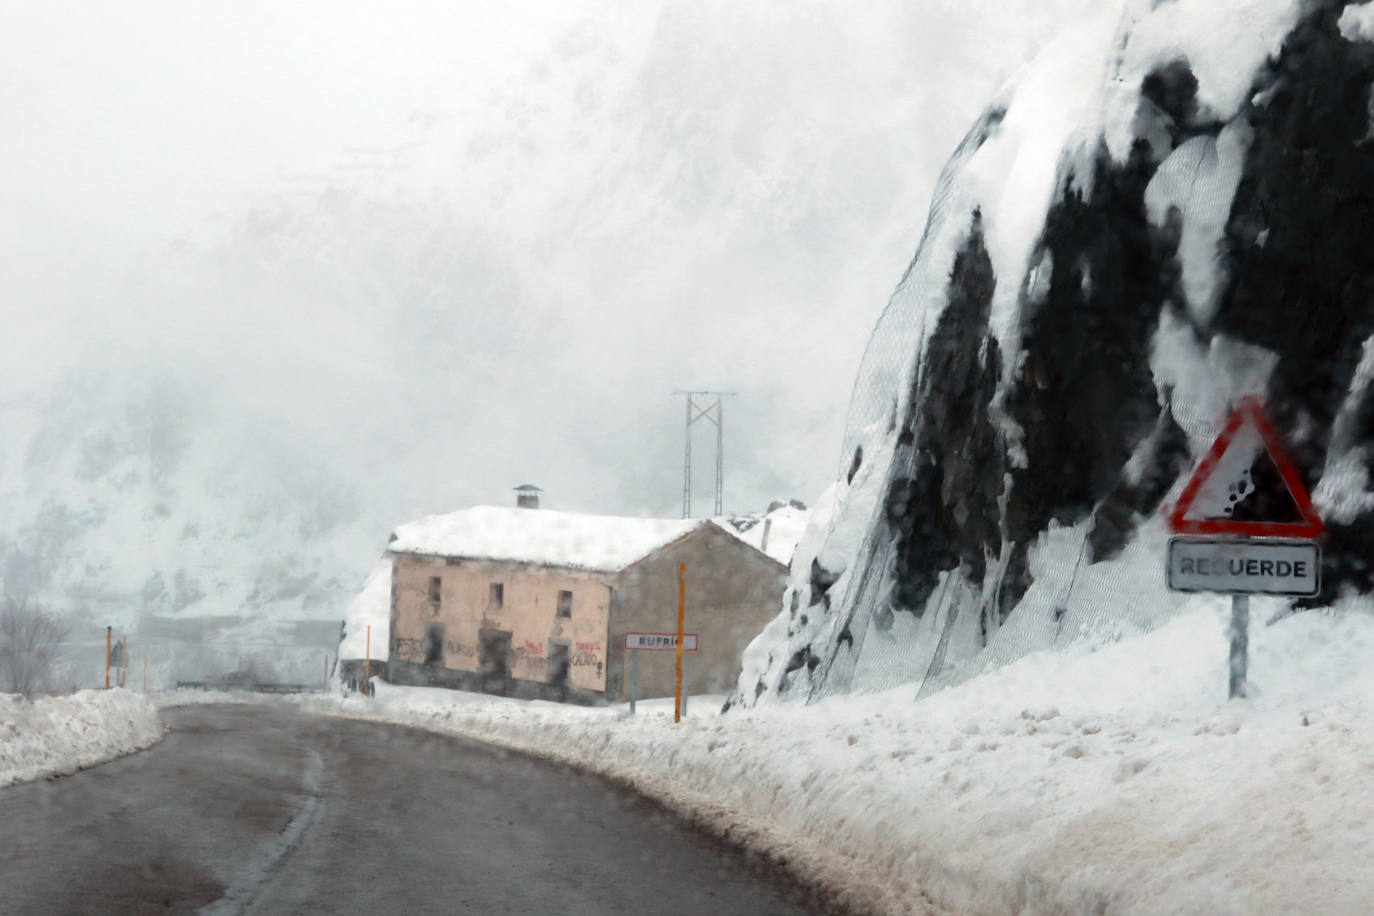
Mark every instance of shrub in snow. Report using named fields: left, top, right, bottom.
left=0, top=598, right=69, bottom=698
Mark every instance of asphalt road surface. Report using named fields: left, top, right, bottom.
left=0, top=704, right=831, bottom=915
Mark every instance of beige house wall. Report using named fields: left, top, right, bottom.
left=392, top=554, right=613, bottom=693
left=608, top=525, right=787, bottom=702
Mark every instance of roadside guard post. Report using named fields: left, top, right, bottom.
left=623, top=631, right=698, bottom=715
left=1166, top=398, right=1325, bottom=699
left=675, top=563, right=685, bottom=723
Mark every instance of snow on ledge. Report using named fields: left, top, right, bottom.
left=1340, top=2, right=1374, bottom=43
left=0, top=689, right=166, bottom=788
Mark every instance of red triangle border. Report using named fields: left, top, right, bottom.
left=1167, top=397, right=1325, bottom=539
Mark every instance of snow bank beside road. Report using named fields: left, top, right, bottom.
left=300, top=603, right=1374, bottom=915
left=0, top=689, right=165, bottom=787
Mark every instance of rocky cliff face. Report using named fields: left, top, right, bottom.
left=733, top=0, right=1374, bottom=708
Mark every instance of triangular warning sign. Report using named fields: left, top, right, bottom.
left=1168, top=398, right=1324, bottom=538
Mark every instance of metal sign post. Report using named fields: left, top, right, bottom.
left=1229, top=595, right=1249, bottom=699
left=623, top=631, right=699, bottom=715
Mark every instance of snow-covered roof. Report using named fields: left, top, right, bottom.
left=388, top=506, right=708, bottom=573
left=718, top=503, right=810, bottom=567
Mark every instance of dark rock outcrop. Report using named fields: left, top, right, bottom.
left=735, top=0, right=1374, bottom=707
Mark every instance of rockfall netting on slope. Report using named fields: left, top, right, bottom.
left=732, top=0, right=1374, bottom=709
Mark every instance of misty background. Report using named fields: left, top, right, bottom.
left=0, top=0, right=1092, bottom=672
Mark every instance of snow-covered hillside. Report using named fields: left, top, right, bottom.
left=2, top=1, right=1098, bottom=685
left=736, top=0, right=1374, bottom=707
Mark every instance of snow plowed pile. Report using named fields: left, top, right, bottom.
left=0, top=689, right=165, bottom=787
left=305, top=603, right=1374, bottom=915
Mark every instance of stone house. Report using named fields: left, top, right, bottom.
left=385, top=497, right=787, bottom=704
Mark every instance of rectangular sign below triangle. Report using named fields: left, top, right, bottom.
left=1168, top=397, right=1325, bottom=539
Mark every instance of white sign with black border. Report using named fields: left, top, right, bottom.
left=624, top=632, right=698, bottom=651
left=1166, top=537, right=1320, bottom=597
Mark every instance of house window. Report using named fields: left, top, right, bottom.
left=556, top=589, right=573, bottom=617
left=489, top=582, right=504, bottom=609
left=427, top=576, right=442, bottom=614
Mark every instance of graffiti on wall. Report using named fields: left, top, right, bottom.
left=515, top=640, right=547, bottom=671
left=572, top=640, right=602, bottom=677
left=395, top=638, right=425, bottom=662
left=444, top=640, right=476, bottom=659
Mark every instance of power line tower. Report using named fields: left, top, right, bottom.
left=673, top=390, right=735, bottom=518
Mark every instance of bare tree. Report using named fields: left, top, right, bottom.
left=0, top=597, right=69, bottom=698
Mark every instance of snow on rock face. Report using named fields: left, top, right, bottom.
left=733, top=0, right=1374, bottom=708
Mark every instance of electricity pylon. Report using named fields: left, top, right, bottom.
left=673, top=390, right=735, bottom=518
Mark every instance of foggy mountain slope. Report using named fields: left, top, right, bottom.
left=734, top=0, right=1374, bottom=708
left=0, top=372, right=370, bottom=638
left=1, top=2, right=1096, bottom=659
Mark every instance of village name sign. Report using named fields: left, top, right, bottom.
left=1165, top=398, right=1325, bottom=698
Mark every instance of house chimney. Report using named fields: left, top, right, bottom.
left=514, top=484, right=542, bottom=509
left=761, top=518, right=773, bottom=554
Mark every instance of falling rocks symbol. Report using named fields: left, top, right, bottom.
left=1222, top=450, right=1303, bottom=524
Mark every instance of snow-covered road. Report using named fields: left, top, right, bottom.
left=0, top=703, right=822, bottom=915
left=8, top=603, right=1366, bottom=913
left=300, top=603, right=1374, bottom=915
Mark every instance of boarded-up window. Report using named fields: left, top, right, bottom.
left=427, top=576, right=441, bottom=610
left=556, top=590, right=573, bottom=617
left=425, top=624, right=444, bottom=666
left=489, top=582, right=504, bottom=609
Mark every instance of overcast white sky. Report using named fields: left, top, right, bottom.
left=0, top=1, right=1092, bottom=561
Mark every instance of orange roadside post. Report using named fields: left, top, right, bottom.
left=674, top=562, right=685, bottom=723
left=105, top=626, right=111, bottom=690
left=364, top=625, right=371, bottom=695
